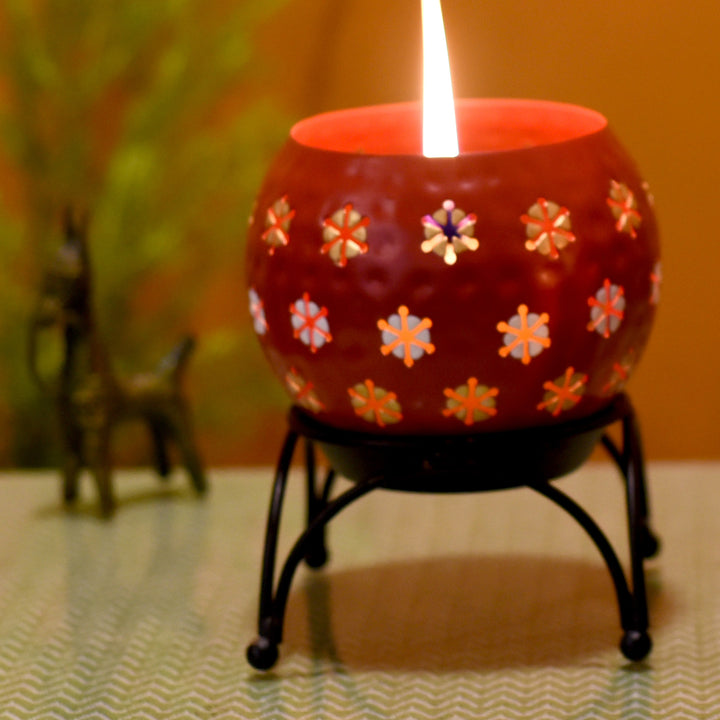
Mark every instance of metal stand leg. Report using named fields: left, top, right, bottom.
left=303, top=440, right=336, bottom=569
left=246, top=435, right=381, bottom=670
left=530, top=480, right=651, bottom=661
left=532, top=398, right=654, bottom=662
left=619, top=400, right=654, bottom=660
left=601, top=418, right=660, bottom=559
left=246, top=430, right=298, bottom=670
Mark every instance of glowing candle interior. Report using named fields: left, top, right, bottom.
left=421, top=0, right=459, bottom=157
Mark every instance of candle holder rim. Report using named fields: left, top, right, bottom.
left=289, top=97, right=609, bottom=158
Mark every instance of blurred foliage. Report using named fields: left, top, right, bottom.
left=0, top=0, right=290, bottom=466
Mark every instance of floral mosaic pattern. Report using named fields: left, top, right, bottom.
left=537, top=367, right=588, bottom=416
left=251, top=175, right=658, bottom=427
left=497, top=304, right=551, bottom=365
left=377, top=306, right=435, bottom=368
left=289, top=292, right=332, bottom=352
left=262, top=195, right=295, bottom=254
left=607, top=180, right=641, bottom=238
left=521, top=198, right=576, bottom=259
left=321, top=203, right=370, bottom=267
left=421, top=200, right=479, bottom=265
left=588, top=279, right=625, bottom=338
left=348, top=379, right=403, bottom=427
left=442, top=378, right=499, bottom=426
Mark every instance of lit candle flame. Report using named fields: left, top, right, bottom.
left=421, top=0, right=459, bottom=157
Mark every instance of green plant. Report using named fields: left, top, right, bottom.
left=0, top=0, right=290, bottom=465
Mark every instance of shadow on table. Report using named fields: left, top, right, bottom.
left=34, top=483, right=199, bottom=520
left=283, top=553, right=671, bottom=672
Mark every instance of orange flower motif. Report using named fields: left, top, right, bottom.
left=602, top=352, right=635, bottom=396
left=521, top=198, right=576, bottom=259
left=650, top=261, right=662, bottom=305
left=285, top=368, right=325, bottom=413
left=497, top=304, right=551, bottom=365
left=537, top=367, right=588, bottom=416
left=443, top=378, right=499, bottom=426
left=607, top=180, right=641, bottom=238
left=348, top=379, right=402, bottom=427
left=321, top=203, right=370, bottom=267
left=262, top=195, right=295, bottom=254
left=378, top=305, right=435, bottom=368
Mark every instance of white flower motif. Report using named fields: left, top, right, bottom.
left=588, top=279, right=625, bottom=338
left=497, top=304, right=551, bottom=364
left=248, top=288, right=267, bottom=335
left=289, top=292, right=332, bottom=352
left=377, top=305, right=435, bottom=368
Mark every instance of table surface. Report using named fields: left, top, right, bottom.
left=0, top=462, right=718, bottom=719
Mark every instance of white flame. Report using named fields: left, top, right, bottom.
left=421, top=0, right=459, bottom=157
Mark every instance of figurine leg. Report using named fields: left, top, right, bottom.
left=83, top=426, right=115, bottom=518
left=148, top=418, right=172, bottom=479
left=170, top=403, right=207, bottom=496
left=60, top=420, right=82, bottom=504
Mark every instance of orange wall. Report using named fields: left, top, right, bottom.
left=262, top=0, right=720, bottom=459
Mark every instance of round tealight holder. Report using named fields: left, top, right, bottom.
left=245, top=98, right=661, bottom=669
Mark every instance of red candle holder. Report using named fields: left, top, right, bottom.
left=246, top=99, right=660, bottom=434
left=245, top=99, right=661, bottom=670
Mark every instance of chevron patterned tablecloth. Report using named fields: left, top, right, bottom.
left=0, top=462, right=718, bottom=719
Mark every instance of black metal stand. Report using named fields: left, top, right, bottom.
left=246, top=393, right=659, bottom=670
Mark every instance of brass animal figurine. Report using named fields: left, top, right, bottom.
left=29, top=210, right=207, bottom=516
